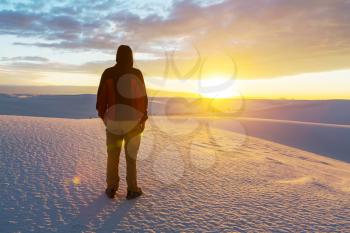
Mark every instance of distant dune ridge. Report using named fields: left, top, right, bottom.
left=0, top=93, right=350, bottom=163
left=0, top=115, right=349, bottom=232
left=1, top=93, right=350, bottom=123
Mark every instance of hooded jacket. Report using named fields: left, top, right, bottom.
left=96, top=45, right=148, bottom=121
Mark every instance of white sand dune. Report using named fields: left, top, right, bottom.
left=204, top=117, right=350, bottom=163
left=0, top=94, right=97, bottom=119
left=241, top=99, right=350, bottom=125
left=0, top=115, right=349, bottom=232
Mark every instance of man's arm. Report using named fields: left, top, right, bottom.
left=138, top=70, right=148, bottom=122
left=96, top=71, right=108, bottom=120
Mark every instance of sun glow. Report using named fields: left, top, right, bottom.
left=198, top=76, right=241, bottom=99
left=34, top=72, right=98, bottom=86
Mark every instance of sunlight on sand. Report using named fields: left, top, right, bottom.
left=276, top=176, right=314, bottom=185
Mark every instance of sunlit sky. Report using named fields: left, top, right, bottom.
left=0, top=0, right=350, bottom=99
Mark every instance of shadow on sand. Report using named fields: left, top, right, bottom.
left=57, top=192, right=137, bottom=232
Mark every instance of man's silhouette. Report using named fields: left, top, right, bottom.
left=96, top=45, right=148, bottom=199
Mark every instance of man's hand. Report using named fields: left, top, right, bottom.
left=139, top=121, right=145, bottom=132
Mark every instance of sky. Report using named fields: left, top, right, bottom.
left=0, top=0, right=350, bottom=99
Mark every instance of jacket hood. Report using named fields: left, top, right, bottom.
left=116, top=45, right=133, bottom=69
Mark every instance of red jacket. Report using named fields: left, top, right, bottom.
left=96, top=64, right=148, bottom=121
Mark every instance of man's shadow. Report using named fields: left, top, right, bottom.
left=57, top=192, right=137, bottom=232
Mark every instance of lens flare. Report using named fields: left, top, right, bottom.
left=72, top=176, right=81, bottom=185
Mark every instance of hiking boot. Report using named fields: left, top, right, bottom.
left=126, top=187, right=143, bottom=200
left=105, top=187, right=117, bottom=199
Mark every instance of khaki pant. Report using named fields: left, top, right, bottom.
left=106, top=120, right=142, bottom=192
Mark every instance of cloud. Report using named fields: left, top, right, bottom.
left=1, top=56, right=49, bottom=62
left=0, top=10, right=38, bottom=29
left=0, top=0, right=350, bottom=78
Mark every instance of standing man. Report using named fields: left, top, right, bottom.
left=96, top=45, right=148, bottom=200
